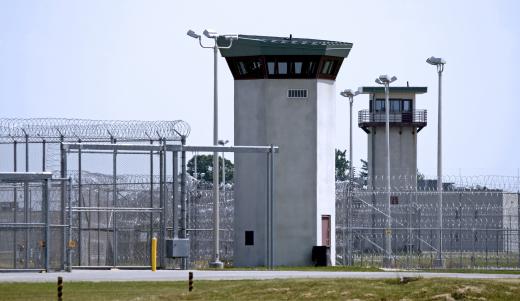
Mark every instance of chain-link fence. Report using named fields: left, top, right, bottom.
left=336, top=179, right=520, bottom=269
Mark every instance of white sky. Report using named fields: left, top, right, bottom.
left=0, top=0, right=519, bottom=177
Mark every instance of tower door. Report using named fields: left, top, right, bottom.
left=321, top=215, right=331, bottom=246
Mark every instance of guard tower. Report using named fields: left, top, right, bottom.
left=219, top=35, right=352, bottom=266
left=358, top=86, right=427, bottom=191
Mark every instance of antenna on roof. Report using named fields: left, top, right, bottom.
left=407, top=81, right=409, bottom=87
left=289, top=34, right=292, bottom=40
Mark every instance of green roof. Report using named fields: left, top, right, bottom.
left=359, top=86, right=428, bottom=94
left=218, top=34, right=353, bottom=58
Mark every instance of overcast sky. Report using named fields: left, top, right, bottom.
left=0, top=0, right=519, bottom=177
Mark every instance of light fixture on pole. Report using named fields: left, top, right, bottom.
left=187, top=29, right=237, bottom=269
left=218, top=139, right=229, bottom=204
left=427, top=56, right=446, bottom=268
left=339, top=89, right=359, bottom=266
left=375, top=74, right=397, bottom=268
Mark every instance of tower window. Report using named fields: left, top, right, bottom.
left=267, top=62, right=275, bottom=75
left=278, top=62, right=288, bottom=74
left=245, top=231, right=254, bottom=245
left=294, top=62, right=303, bottom=74
left=288, top=89, right=308, bottom=98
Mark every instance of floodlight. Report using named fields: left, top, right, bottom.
left=187, top=30, right=200, bottom=39
left=340, top=89, right=352, bottom=98
left=426, top=56, right=446, bottom=65
left=390, top=76, right=397, bottom=83
left=203, top=29, right=219, bottom=38
left=375, top=78, right=383, bottom=85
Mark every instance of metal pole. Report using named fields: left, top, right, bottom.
left=348, top=96, right=354, bottom=266
left=435, top=66, right=444, bottom=267
left=44, top=178, right=50, bottom=272
left=172, top=151, right=178, bottom=238
left=42, top=139, right=46, bottom=172
left=24, top=134, right=29, bottom=269
left=13, top=140, right=17, bottom=269
left=78, top=141, right=82, bottom=266
left=384, top=83, right=392, bottom=267
left=149, top=140, right=154, bottom=255
left=97, top=189, right=100, bottom=266
left=87, top=187, right=91, bottom=266
left=266, top=151, right=271, bottom=268
left=112, top=140, right=117, bottom=268
left=67, top=178, right=72, bottom=271
left=161, top=139, right=167, bottom=269
left=59, top=137, right=66, bottom=271
left=222, top=151, right=225, bottom=203
left=180, top=137, right=187, bottom=269
left=210, top=43, right=223, bottom=268
left=158, top=140, right=164, bottom=268
left=270, top=144, right=275, bottom=268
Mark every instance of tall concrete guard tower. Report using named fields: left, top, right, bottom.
left=220, top=35, right=352, bottom=266
left=358, top=86, right=428, bottom=191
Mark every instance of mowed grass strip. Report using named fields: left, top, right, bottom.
left=1, top=278, right=520, bottom=301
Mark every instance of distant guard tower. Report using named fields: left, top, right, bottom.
left=358, top=86, right=427, bottom=191
left=357, top=86, right=427, bottom=254
left=219, top=35, right=352, bottom=266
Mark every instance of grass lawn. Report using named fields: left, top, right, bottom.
left=1, top=278, right=520, bottom=301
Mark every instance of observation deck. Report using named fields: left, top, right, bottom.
left=358, top=110, right=427, bottom=133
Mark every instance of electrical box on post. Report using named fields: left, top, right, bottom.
left=166, top=238, right=190, bottom=258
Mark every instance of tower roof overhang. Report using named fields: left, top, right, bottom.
left=218, top=35, right=353, bottom=58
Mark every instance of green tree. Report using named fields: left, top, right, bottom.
left=335, top=149, right=351, bottom=181
left=187, top=154, right=234, bottom=183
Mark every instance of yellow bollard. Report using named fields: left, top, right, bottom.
left=151, top=237, right=157, bottom=272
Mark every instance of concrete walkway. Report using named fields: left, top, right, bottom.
left=1, top=270, right=520, bottom=283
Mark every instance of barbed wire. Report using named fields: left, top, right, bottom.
left=339, top=174, right=520, bottom=193
left=0, top=118, right=191, bottom=142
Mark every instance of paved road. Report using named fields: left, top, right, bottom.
left=1, top=270, right=520, bottom=283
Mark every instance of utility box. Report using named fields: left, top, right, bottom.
left=311, top=246, right=331, bottom=266
left=166, top=238, right=190, bottom=258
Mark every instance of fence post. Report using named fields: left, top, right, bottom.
left=44, top=178, right=50, bottom=272
left=180, top=136, right=187, bottom=269
left=78, top=140, right=82, bottom=266
left=13, top=140, right=17, bottom=269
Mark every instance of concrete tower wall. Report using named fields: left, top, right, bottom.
left=368, top=127, right=418, bottom=190
left=234, top=79, right=336, bottom=266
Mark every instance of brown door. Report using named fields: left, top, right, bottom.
left=321, top=215, right=331, bottom=246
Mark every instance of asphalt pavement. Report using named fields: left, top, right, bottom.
left=1, top=270, right=520, bottom=283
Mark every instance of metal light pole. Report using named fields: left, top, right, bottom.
left=340, top=89, right=360, bottom=266
left=427, top=56, right=446, bottom=268
left=187, top=29, right=237, bottom=268
left=375, top=74, right=397, bottom=268
left=218, top=139, right=229, bottom=203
